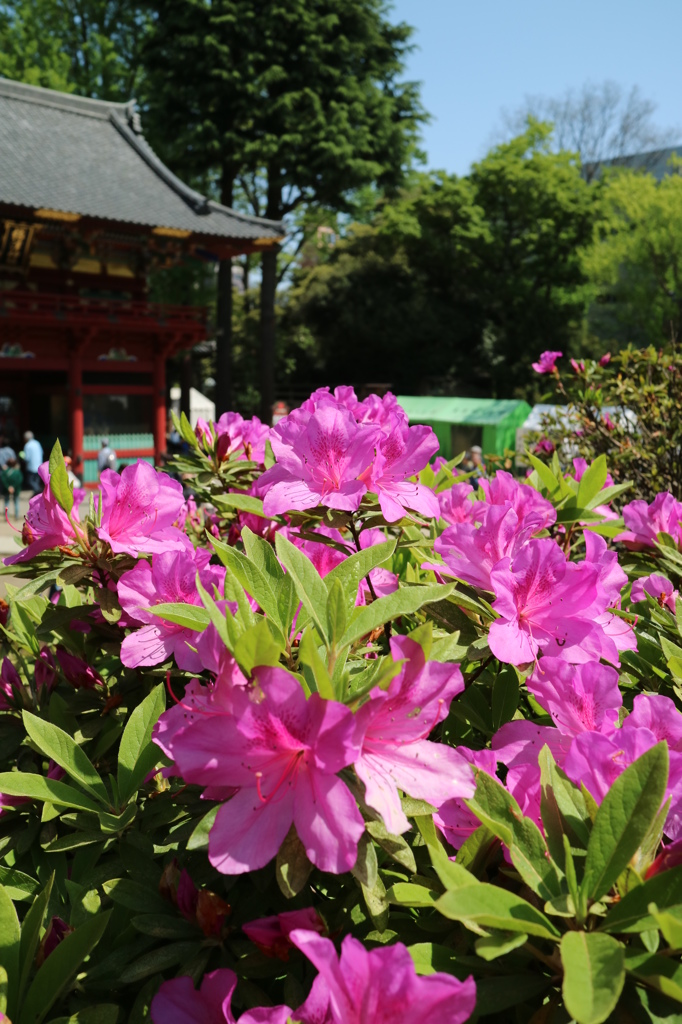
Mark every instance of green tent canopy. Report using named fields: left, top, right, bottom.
left=396, top=396, right=532, bottom=459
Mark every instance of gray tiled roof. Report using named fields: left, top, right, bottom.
left=0, top=79, right=283, bottom=240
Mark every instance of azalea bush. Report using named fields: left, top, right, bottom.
left=1, top=387, right=682, bottom=1023
left=531, top=345, right=682, bottom=501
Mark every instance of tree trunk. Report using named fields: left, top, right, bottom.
left=215, top=172, right=234, bottom=415
left=259, top=245, right=279, bottom=424
left=259, top=174, right=282, bottom=424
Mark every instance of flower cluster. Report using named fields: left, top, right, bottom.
left=4, top=382, right=682, bottom=1024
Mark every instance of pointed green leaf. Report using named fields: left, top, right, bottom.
left=339, top=583, right=454, bottom=648
left=582, top=742, right=669, bottom=904
left=275, top=532, right=329, bottom=644
left=466, top=769, right=561, bottom=900
left=648, top=902, right=682, bottom=948
left=298, top=627, right=335, bottom=700
left=23, top=712, right=108, bottom=805
left=18, top=875, right=53, bottom=1010
left=326, top=579, right=347, bottom=648
left=48, top=438, right=74, bottom=515
left=19, top=910, right=111, bottom=1024
left=436, top=883, right=560, bottom=939
left=601, top=866, right=682, bottom=933
left=117, top=684, right=166, bottom=804
left=561, top=931, right=625, bottom=1024
left=0, top=885, right=20, bottom=1021
left=576, top=455, right=608, bottom=509
left=149, top=603, right=210, bottom=631
left=234, top=618, right=283, bottom=675
left=475, top=930, right=528, bottom=960
left=0, top=772, right=101, bottom=813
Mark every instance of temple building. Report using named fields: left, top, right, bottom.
left=0, top=78, right=283, bottom=482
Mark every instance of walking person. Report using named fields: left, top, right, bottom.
left=1, top=458, right=22, bottom=520
left=22, top=431, right=43, bottom=496
left=97, top=438, right=117, bottom=477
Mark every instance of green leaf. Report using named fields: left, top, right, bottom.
left=576, top=455, right=608, bottom=509
left=275, top=532, right=330, bottom=644
left=0, top=772, right=101, bottom=813
left=22, top=712, right=108, bottom=805
left=415, top=813, right=474, bottom=890
left=474, top=930, right=528, bottom=960
left=361, top=873, right=390, bottom=933
left=0, top=885, right=20, bottom=1020
left=326, top=579, right=347, bottom=648
left=101, top=879, right=167, bottom=914
left=149, top=603, right=210, bottom=631
left=491, top=667, right=519, bottom=730
left=275, top=825, right=313, bottom=899
left=18, top=873, right=54, bottom=1009
left=117, top=684, right=166, bottom=804
left=561, top=931, right=625, bottom=1024
left=0, top=866, right=39, bottom=901
left=210, top=535, right=281, bottom=629
left=365, top=820, right=416, bottom=873
left=325, top=538, right=395, bottom=599
left=465, top=769, right=561, bottom=900
left=212, top=492, right=267, bottom=516
left=601, top=866, right=682, bottom=933
left=526, top=453, right=560, bottom=495
left=187, top=805, right=219, bottom=852
left=649, top=902, right=682, bottom=948
left=581, top=742, right=669, bottom=904
left=436, top=883, right=560, bottom=939
left=339, top=583, right=455, bottom=648
left=48, top=438, right=74, bottom=515
left=234, top=618, right=283, bottom=675
left=387, top=882, right=441, bottom=907
left=298, top=627, right=335, bottom=700
left=19, top=911, right=111, bottom=1024
left=117, top=942, right=198, bottom=985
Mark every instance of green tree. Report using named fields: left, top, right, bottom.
left=288, top=124, right=598, bottom=398
left=468, top=121, right=596, bottom=395
left=583, top=163, right=682, bottom=346
left=142, top=0, right=425, bottom=419
left=0, top=0, right=149, bottom=99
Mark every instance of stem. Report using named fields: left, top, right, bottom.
left=348, top=515, right=391, bottom=638
left=463, top=655, right=493, bottom=689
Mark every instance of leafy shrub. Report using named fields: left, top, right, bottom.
left=1, top=388, right=682, bottom=1023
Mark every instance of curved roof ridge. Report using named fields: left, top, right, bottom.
left=0, top=76, right=131, bottom=119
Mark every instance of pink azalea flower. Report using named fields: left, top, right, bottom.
left=97, top=461, right=186, bottom=556
left=354, top=391, right=408, bottom=435
left=631, top=573, right=678, bottom=612
left=646, top=837, right=682, bottom=878
left=534, top=437, right=555, bottom=455
left=532, top=350, right=562, bottom=374
left=34, top=647, right=57, bottom=692
left=603, top=412, right=616, bottom=431
left=243, top=908, right=325, bottom=960
left=435, top=747, right=498, bottom=850
left=617, top=492, right=682, bottom=550
left=195, top=418, right=213, bottom=445
left=493, top=721, right=571, bottom=827
left=478, top=470, right=556, bottom=532
left=599, top=352, right=612, bottom=367
left=154, top=667, right=365, bottom=875
left=215, top=412, right=270, bottom=464
left=36, top=917, right=73, bottom=967
left=570, top=358, right=585, bottom=374
left=426, top=505, right=539, bottom=592
left=260, top=405, right=379, bottom=516
left=118, top=543, right=225, bottom=672
left=627, top=693, right=682, bottom=751
left=0, top=657, right=22, bottom=709
left=488, top=539, right=601, bottom=666
left=56, top=648, right=104, bottom=689
left=356, top=527, right=399, bottom=605
left=289, top=929, right=476, bottom=1024
left=437, top=482, right=478, bottom=525
left=528, top=657, right=621, bottom=737
left=4, top=462, right=82, bottom=566
left=151, top=968, right=238, bottom=1024
left=353, top=636, right=473, bottom=835
left=359, top=423, right=439, bottom=522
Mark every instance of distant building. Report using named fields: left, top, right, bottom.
left=584, top=146, right=682, bottom=182
left=0, top=79, right=284, bottom=481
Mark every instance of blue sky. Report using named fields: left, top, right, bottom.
left=390, top=0, right=682, bottom=176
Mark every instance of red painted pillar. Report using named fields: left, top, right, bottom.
left=69, top=348, right=84, bottom=471
left=153, top=350, right=167, bottom=465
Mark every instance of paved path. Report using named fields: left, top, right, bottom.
left=0, top=491, right=31, bottom=598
